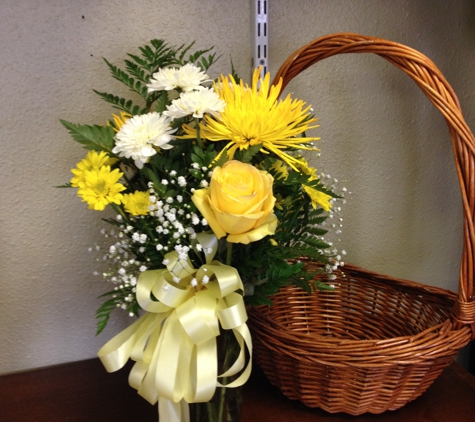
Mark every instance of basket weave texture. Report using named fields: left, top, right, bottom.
left=248, top=33, right=475, bottom=415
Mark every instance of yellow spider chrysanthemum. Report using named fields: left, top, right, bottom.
left=303, top=185, right=333, bottom=212
left=107, top=111, right=132, bottom=132
left=296, top=157, right=333, bottom=211
left=295, top=157, right=318, bottom=180
left=182, top=68, right=319, bottom=170
left=269, top=159, right=289, bottom=180
left=122, top=191, right=151, bottom=216
left=70, top=150, right=118, bottom=188
left=77, top=166, right=125, bottom=211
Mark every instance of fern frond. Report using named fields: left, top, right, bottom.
left=95, top=296, right=117, bottom=335
left=177, top=41, right=196, bottom=62
left=142, top=39, right=179, bottom=72
left=103, top=58, right=149, bottom=99
left=124, top=58, right=148, bottom=82
left=197, top=53, right=219, bottom=71
left=93, top=90, right=143, bottom=115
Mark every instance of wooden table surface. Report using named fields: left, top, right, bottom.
left=1, top=358, right=475, bottom=421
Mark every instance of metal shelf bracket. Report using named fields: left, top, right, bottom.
left=251, top=0, right=269, bottom=78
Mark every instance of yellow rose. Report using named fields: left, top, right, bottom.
left=192, top=160, right=278, bottom=244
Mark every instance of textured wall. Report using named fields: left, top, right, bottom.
left=1, top=0, right=474, bottom=374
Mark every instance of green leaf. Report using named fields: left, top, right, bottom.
left=189, top=169, right=202, bottom=179
left=95, top=296, right=117, bottom=335
left=233, top=144, right=263, bottom=163
left=191, top=144, right=217, bottom=168
left=142, top=167, right=166, bottom=195
left=95, top=293, right=140, bottom=335
left=299, top=236, right=330, bottom=249
left=304, top=226, right=328, bottom=236
left=191, top=145, right=205, bottom=160
left=177, top=41, right=196, bottom=63
left=198, top=53, right=219, bottom=71
left=230, top=59, right=241, bottom=84
left=154, top=91, right=169, bottom=113
left=312, top=279, right=335, bottom=290
left=175, top=42, right=219, bottom=71
left=187, top=48, right=214, bottom=66
left=303, top=178, right=341, bottom=199
left=212, top=150, right=228, bottom=168
left=60, top=120, right=115, bottom=152
left=245, top=295, right=274, bottom=306
left=266, top=260, right=302, bottom=283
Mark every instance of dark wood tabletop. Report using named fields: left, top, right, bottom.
left=1, top=358, right=475, bottom=421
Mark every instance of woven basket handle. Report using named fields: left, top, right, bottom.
left=273, top=33, right=475, bottom=334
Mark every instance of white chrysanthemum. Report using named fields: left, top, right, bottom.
left=163, top=88, right=226, bottom=119
left=113, top=112, right=176, bottom=169
left=147, top=63, right=209, bottom=93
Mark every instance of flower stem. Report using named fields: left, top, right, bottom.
left=217, top=331, right=233, bottom=422
left=109, top=203, right=127, bottom=221
left=225, top=242, right=233, bottom=266
left=217, top=381, right=227, bottom=421
left=195, top=118, right=202, bottom=149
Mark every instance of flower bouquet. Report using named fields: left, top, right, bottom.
left=61, top=39, right=344, bottom=422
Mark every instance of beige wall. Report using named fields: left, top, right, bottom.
left=1, top=0, right=474, bottom=374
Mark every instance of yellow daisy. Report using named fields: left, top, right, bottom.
left=70, top=150, right=117, bottom=188
left=182, top=68, right=319, bottom=170
left=122, top=191, right=151, bottom=216
left=77, top=166, right=125, bottom=211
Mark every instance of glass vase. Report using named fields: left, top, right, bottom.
left=190, top=330, right=243, bottom=422
left=189, top=385, right=242, bottom=422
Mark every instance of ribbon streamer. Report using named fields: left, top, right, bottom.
left=98, top=235, right=252, bottom=422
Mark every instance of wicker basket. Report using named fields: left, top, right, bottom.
left=248, top=33, right=475, bottom=415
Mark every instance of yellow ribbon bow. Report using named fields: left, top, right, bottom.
left=97, top=234, right=252, bottom=422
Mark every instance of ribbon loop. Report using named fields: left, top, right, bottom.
left=177, top=291, right=220, bottom=345
left=217, top=293, right=248, bottom=329
left=203, top=263, right=243, bottom=298
left=194, top=232, right=219, bottom=264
